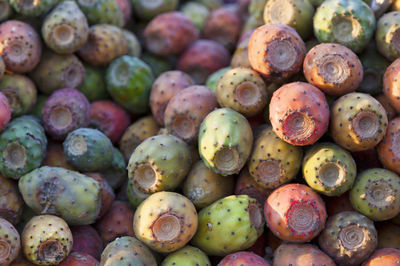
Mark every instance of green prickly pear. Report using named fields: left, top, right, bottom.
left=76, top=0, right=124, bottom=27
left=9, top=0, right=59, bottom=16
left=376, top=11, right=400, bottom=61
left=161, top=246, right=211, bottom=266
left=78, top=64, right=108, bottom=102
left=131, top=0, right=178, bottom=21
left=181, top=2, right=210, bottom=31
left=205, top=67, right=231, bottom=93
left=101, top=147, right=127, bottom=189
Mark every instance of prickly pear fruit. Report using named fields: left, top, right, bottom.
left=183, top=160, right=235, bottom=209
left=122, top=29, right=141, bottom=58
left=375, top=94, right=396, bottom=121
left=350, top=168, right=400, bottom=221
left=131, top=0, right=178, bottom=21
left=22, top=215, right=72, bottom=265
left=59, top=252, right=99, bottom=266
left=269, top=82, right=329, bottom=146
left=0, top=115, right=47, bottom=179
left=164, top=85, right=218, bottom=142
left=0, top=218, right=20, bottom=265
left=84, top=173, right=114, bottom=217
left=265, top=183, right=327, bottom=242
left=78, top=64, right=108, bottom=102
left=0, top=92, right=11, bottom=132
left=42, top=140, right=75, bottom=170
left=0, top=57, right=4, bottom=80
left=134, top=192, right=198, bottom=253
left=0, top=1, right=12, bottom=22
left=42, top=88, right=90, bottom=140
left=162, top=246, right=211, bottom=266
left=181, top=2, right=210, bottom=31
left=378, top=117, right=400, bottom=175
left=383, top=58, right=400, bottom=113
left=128, top=134, right=191, bottom=193
left=126, top=178, right=151, bottom=208
left=100, top=236, right=157, bottom=266
left=0, top=175, right=22, bottom=225
left=303, top=43, right=363, bottom=96
left=362, top=248, right=400, bottom=266
left=192, top=195, right=264, bottom=256
left=330, top=92, right=388, bottom=151
left=0, top=20, right=41, bottom=73
left=377, top=222, right=400, bottom=249
left=18, top=166, right=102, bottom=225
left=76, top=0, right=124, bottom=27
left=9, top=0, right=58, bottom=16
left=71, top=225, right=102, bottom=261
left=218, top=251, right=269, bottom=266
left=231, top=32, right=252, bottom=69
left=248, top=24, right=306, bottom=82
left=376, top=12, right=400, bottom=61
left=248, top=126, right=303, bottom=190
left=313, top=0, right=376, bottom=53
left=101, top=147, right=127, bottom=189
left=273, top=243, right=336, bottom=266
left=206, top=67, right=231, bottom=92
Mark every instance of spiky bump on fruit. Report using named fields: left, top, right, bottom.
left=30, top=51, right=85, bottom=95
left=218, top=251, right=269, bottom=266
left=378, top=117, right=400, bottom=175
left=0, top=116, right=47, bottom=179
left=248, top=126, right=303, bottom=190
left=248, top=24, right=306, bottom=82
left=264, top=184, right=327, bottom=242
left=76, top=0, right=124, bottom=27
left=78, top=24, right=129, bottom=67
left=9, top=0, right=58, bottom=16
left=41, top=1, right=88, bottom=54
left=273, top=243, right=336, bottom=266
left=42, top=88, right=90, bottom=140
left=350, top=168, right=400, bottom=221
left=0, top=91, right=11, bottom=132
left=181, top=2, right=210, bottom=31
left=383, top=58, right=400, bottom=113
left=362, top=248, right=400, bottom=266
left=127, top=134, right=191, bottom=193
left=101, top=147, right=127, bottom=189
left=134, top=192, right=198, bottom=253
left=269, top=82, right=329, bottom=146
left=131, top=0, right=179, bottom=21
left=84, top=173, right=114, bottom=218
left=100, top=236, right=157, bottom=266
left=0, top=175, right=23, bottom=224
left=376, top=11, right=400, bottom=61
left=192, top=195, right=264, bottom=256
left=58, top=252, right=99, bottom=266
left=183, top=160, right=235, bottom=209
left=330, top=92, right=388, bottom=151
left=199, top=108, right=253, bottom=176
left=162, top=245, right=211, bottom=266
left=71, top=225, right=102, bottom=260
left=0, top=1, right=12, bottom=22
left=313, top=0, right=376, bottom=53
left=0, top=218, right=20, bottom=265
left=0, top=20, right=41, bottom=73
left=150, top=71, right=195, bottom=126
left=376, top=222, right=400, bottom=249
left=122, top=29, right=141, bottom=58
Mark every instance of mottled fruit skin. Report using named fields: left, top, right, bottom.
left=264, top=184, right=327, bottom=242
left=58, top=252, right=99, bottom=266
left=150, top=71, right=195, bottom=126
left=144, top=12, right=199, bottom=56
left=131, top=0, right=179, bottom=21
left=95, top=201, right=135, bottom=245
left=134, top=192, right=198, bottom=253
left=101, top=147, right=127, bottom=189
left=0, top=175, right=23, bottom=224
left=378, top=117, right=400, bottom=175
left=198, top=108, right=253, bottom=176
left=303, top=43, right=363, bottom=96
left=376, top=12, right=400, bottom=61
left=42, top=140, right=75, bottom=170
left=362, top=248, right=400, bottom=265
left=9, top=0, right=58, bottom=16
left=42, top=88, right=90, bottom=140
left=71, top=225, right=103, bottom=260
left=84, top=173, right=114, bottom=217
left=350, top=168, right=400, bottom=221
left=330, top=92, right=388, bottom=151
left=313, top=0, right=376, bottom=53
left=0, top=218, right=20, bottom=265
left=248, top=24, right=306, bottom=82
left=383, top=58, right=400, bottom=113
left=177, top=40, right=230, bottom=84
left=22, top=215, right=72, bottom=265
left=219, top=251, right=269, bottom=266
left=269, top=82, right=329, bottom=146
left=76, top=0, right=124, bottom=27
left=377, top=222, right=400, bottom=249
left=273, top=243, right=336, bottom=266
left=162, top=246, right=211, bottom=266
left=0, top=20, right=41, bottom=73
left=192, top=195, right=264, bottom=256
left=18, top=166, right=102, bottom=225
left=0, top=91, right=11, bottom=132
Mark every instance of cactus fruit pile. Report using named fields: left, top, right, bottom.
left=3, top=0, right=400, bottom=265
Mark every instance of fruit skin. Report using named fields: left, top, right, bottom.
left=218, top=251, right=269, bottom=266
left=144, top=11, right=199, bottom=56
left=206, top=67, right=231, bottom=93
left=375, top=93, right=397, bottom=121
left=376, top=11, right=400, bottom=61
left=63, top=128, right=113, bottom=172
left=0, top=115, right=47, bottom=179
left=383, top=58, right=400, bottom=113
left=9, top=0, right=58, bottom=16
left=18, top=166, right=102, bottom=225
left=106, top=56, right=154, bottom=114
left=0, top=91, right=11, bottom=131
left=377, top=222, right=400, bottom=249
left=84, top=173, right=114, bottom=217
left=362, top=248, right=400, bottom=265
left=150, top=70, right=195, bottom=126
left=78, top=24, right=129, bottom=67
left=78, top=64, right=108, bottom=102
left=273, top=243, right=336, bottom=266
left=126, top=178, right=151, bottom=208
left=269, top=82, right=329, bottom=146
left=131, top=0, right=179, bottom=21
left=313, top=0, right=376, bottom=53
left=0, top=218, right=20, bottom=265
left=71, top=225, right=103, bottom=261
left=30, top=51, right=85, bottom=95
left=162, top=246, right=211, bottom=266
left=41, top=1, right=89, bottom=54
left=100, top=236, right=157, bottom=266
left=164, top=85, right=218, bottom=142
left=330, top=92, right=388, bottom=151
left=231, top=32, right=252, bottom=69
left=350, top=168, right=400, bottom=221
left=303, top=43, right=363, bottom=96
left=181, top=2, right=210, bottom=31
left=58, top=252, right=99, bottom=266
left=0, top=20, right=41, bottom=73
left=198, top=108, right=253, bottom=176
left=264, top=183, right=327, bottom=242
left=76, top=0, right=124, bottom=27
left=248, top=24, right=306, bottom=82
left=42, top=88, right=90, bottom=140
left=192, top=194, right=264, bottom=256
left=177, top=40, right=230, bottom=84
left=0, top=175, right=23, bottom=225
left=122, top=29, right=141, bottom=58
left=134, top=192, right=198, bottom=253
left=183, top=160, right=235, bottom=209
left=22, top=215, right=73, bottom=265
left=95, top=201, right=135, bottom=245
left=127, top=134, right=191, bottom=193
left=378, top=117, right=400, bottom=175
left=101, top=147, right=127, bottom=189
left=248, top=126, right=303, bottom=190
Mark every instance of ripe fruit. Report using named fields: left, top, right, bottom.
left=218, top=251, right=269, bottom=266
left=273, top=243, right=335, bottom=266
left=58, top=252, right=99, bottom=266
left=376, top=11, right=400, bottom=61
left=84, top=173, right=114, bottom=218
left=362, top=248, right=400, bottom=265
left=70, top=225, right=102, bottom=260
left=378, top=117, right=400, bottom=175
left=0, top=218, right=20, bottom=265
left=383, top=58, right=400, bottom=113
left=162, top=246, right=211, bottom=266
left=0, top=91, right=11, bottom=132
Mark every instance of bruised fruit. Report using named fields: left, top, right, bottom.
left=0, top=218, right=20, bottom=265
left=273, top=243, right=335, bottom=266
left=71, top=225, right=102, bottom=260
left=378, top=117, right=400, bottom=175
left=362, top=248, right=400, bottom=265
left=0, top=175, right=23, bottom=224
left=162, top=246, right=211, bottom=266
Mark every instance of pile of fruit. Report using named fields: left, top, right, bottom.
left=1, top=0, right=400, bottom=264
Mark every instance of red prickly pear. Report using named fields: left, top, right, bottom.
left=218, top=251, right=270, bottom=266
left=58, top=252, right=99, bottom=266
left=70, top=225, right=102, bottom=260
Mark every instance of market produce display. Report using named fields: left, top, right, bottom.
left=1, top=0, right=400, bottom=265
